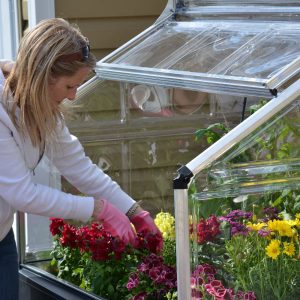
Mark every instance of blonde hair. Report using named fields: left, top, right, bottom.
left=4, top=18, right=96, bottom=149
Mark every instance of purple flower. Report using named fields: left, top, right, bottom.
left=126, top=273, right=139, bottom=290
left=220, top=210, right=253, bottom=222
left=127, top=253, right=177, bottom=298
left=262, top=207, right=279, bottom=222
left=230, top=221, right=249, bottom=236
left=257, top=229, right=270, bottom=237
left=149, top=267, right=161, bottom=281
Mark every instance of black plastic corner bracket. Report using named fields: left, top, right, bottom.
left=173, top=165, right=194, bottom=189
left=269, top=88, right=278, bottom=97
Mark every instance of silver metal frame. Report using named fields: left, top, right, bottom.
left=174, top=188, right=191, bottom=300
left=96, top=63, right=271, bottom=97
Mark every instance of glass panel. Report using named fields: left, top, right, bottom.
left=159, top=27, right=256, bottom=73
left=129, top=135, right=202, bottom=212
left=99, top=21, right=300, bottom=94
left=127, top=83, right=259, bottom=118
left=113, top=22, right=260, bottom=71
left=113, top=23, right=199, bottom=67
left=188, top=97, right=300, bottom=299
left=67, top=80, right=122, bottom=126
left=66, top=81, right=262, bottom=214
left=61, top=141, right=126, bottom=195
left=114, top=22, right=300, bottom=80
left=210, top=29, right=300, bottom=79
left=184, top=0, right=300, bottom=7
left=25, top=157, right=61, bottom=262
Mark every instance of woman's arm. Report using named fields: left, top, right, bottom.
left=0, top=114, right=94, bottom=222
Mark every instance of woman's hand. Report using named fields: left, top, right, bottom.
left=93, top=199, right=137, bottom=245
left=130, top=210, right=164, bottom=251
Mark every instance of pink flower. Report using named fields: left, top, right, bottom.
left=126, top=273, right=139, bottom=290
left=133, top=292, right=148, bottom=300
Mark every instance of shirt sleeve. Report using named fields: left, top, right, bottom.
left=0, top=118, right=94, bottom=222
left=46, top=123, right=135, bottom=214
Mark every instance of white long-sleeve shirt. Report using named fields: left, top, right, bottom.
left=0, top=70, right=135, bottom=241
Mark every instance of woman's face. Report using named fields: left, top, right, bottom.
left=49, top=67, right=91, bottom=104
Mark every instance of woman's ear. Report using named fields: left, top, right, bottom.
left=0, top=60, right=15, bottom=78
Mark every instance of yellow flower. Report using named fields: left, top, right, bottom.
left=295, top=213, right=300, bottom=220
left=267, top=219, right=279, bottom=231
left=266, top=239, right=281, bottom=260
left=267, top=220, right=294, bottom=237
left=247, top=222, right=266, bottom=231
left=283, top=241, right=295, bottom=257
left=155, top=212, right=175, bottom=240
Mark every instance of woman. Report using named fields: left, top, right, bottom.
left=0, top=18, right=161, bottom=300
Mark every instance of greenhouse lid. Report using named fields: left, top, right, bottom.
left=96, top=0, right=300, bottom=97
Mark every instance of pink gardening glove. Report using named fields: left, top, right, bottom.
left=131, top=210, right=163, bottom=251
left=97, top=199, right=137, bottom=245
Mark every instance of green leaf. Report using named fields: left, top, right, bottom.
left=50, top=258, right=57, bottom=266
left=273, top=196, right=283, bottom=207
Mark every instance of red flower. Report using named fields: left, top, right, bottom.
left=90, top=237, right=111, bottom=261
left=135, top=231, right=163, bottom=254
left=49, top=218, right=65, bottom=236
left=59, top=224, right=77, bottom=248
left=196, top=215, right=221, bottom=244
left=111, top=238, right=126, bottom=260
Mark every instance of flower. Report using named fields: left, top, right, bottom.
left=135, top=231, right=163, bottom=254
left=223, top=209, right=300, bottom=298
left=49, top=208, right=300, bottom=299
left=49, top=216, right=174, bottom=299
left=196, top=215, right=221, bottom=244
left=219, top=210, right=252, bottom=236
left=191, top=263, right=256, bottom=299
left=49, top=218, right=65, bottom=236
left=266, top=239, right=281, bottom=259
left=155, top=212, right=175, bottom=240
left=283, top=241, right=295, bottom=257
left=127, top=253, right=177, bottom=298
left=267, top=219, right=294, bottom=237
left=247, top=222, right=266, bottom=231
left=126, top=273, right=139, bottom=290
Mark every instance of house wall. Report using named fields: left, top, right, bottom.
left=55, top=0, right=168, bottom=59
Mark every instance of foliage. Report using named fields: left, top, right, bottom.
left=190, top=99, right=300, bottom=299
left=223, top=210, right=300, bottom=299
left=49, top=209, right=300, bottom=299
left=195, top=123, right=230, bottom=145
left=49, top=214, right=176, bottom=300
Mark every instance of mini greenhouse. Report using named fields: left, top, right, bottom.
left=18, top=0, right=300, bottom=299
